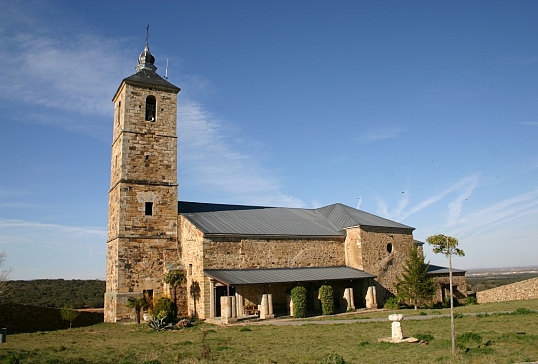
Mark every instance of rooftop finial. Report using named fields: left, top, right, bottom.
left=146, top=23, right=150, bottom=48
left=136, top=24, right=157, bottom=72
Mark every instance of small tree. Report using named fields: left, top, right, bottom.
left=427, top=234, right=465, bottom=356
left=396, top=245, right=436, bottom=310
left=127, top=295, right=150, bottom=324
left=61, top=304, right=79, bottom=329
left=163, top=270, right=185, bottom=308
left=290, top=286, right=307, bottom=318
left=319, top=285, right=335, bottom=315
left=0, top=251, right=12, bottom=297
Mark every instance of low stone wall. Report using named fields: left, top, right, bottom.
left=477, top=277, right=538, bottom=303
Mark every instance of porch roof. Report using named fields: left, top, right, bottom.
left=204, top=266, right=376, bottom=286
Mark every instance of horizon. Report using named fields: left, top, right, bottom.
left=1, top=1, right=537, bottom=279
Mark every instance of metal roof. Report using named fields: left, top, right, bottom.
left=427, top=264, right=466, bottom=275
left=204, top=266, right=376, bottom=285
left=178, top=201, right=414, bottom=238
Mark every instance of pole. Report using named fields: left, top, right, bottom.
left=448, top=242, right=456, bottom=355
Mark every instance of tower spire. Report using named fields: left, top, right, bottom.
left=136, top=24, right=157, bottom=72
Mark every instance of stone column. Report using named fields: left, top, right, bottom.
left=259, top=294, right=274, bottom=319
left=343, top=288, right=355, bottom=311
left=235, top=292, right=244, bottom=317
left=366, top=285, right=378, bottom=309
left=220, top=296, right=237, bottom=324
left=258, top=294, right=274, bottom=319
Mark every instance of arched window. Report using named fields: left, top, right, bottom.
left=145, top=95, right=156, bottom=121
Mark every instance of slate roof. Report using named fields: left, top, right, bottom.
left=122, top=70, right=180, bottom=93
left=204, top=266, right=376, bottom=285
left=178, top=201, right=414, bottom=238
left=427, top=264, right=466, bottom=275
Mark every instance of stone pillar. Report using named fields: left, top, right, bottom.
left=209, top=280, right=215, bottom=318
left=366, top=285, right=378, bottom=309
left=288, top=295, right=294, bottom=316
left=389, top=314, right=404, bottom=341
left=235, top=292, right=244, bottom=317
left=259, top=294, right=274, bottom=319
left=343, top=288, right=355, bottom=311
left=220, top=296, right=237, bottom=324
left=267, top=294, right=274, bottom=316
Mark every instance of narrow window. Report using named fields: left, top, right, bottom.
left=145, top=95, right=156, bottom=121
left=145, top=202, right=153, bottom=216
left=386, top=243, right=393, bottom=253
left=189, top=264, right=193, bottom=275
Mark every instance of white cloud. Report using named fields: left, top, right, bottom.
left=359, top=127, right=404, bottom=143
left=520, top=121, right=538, bottom=126
left=178, top=100, right=304, bottom=207
left=378, top=173, right=481, bottom=222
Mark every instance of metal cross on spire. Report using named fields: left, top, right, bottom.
left=146, top=23, right=150, bottom=47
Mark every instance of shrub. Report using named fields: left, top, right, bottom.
left=383, top=296, right=400, bottom=310
left=319, top=285, right=335, bottom=315
left=513, top=307, right=534, bottom=315
left=152, top=297, right=177, bottom=323
left=456, top=332, right=482, bottom=351
left=291, top=286, right=307, bottom=318
left=127, top=295, right=150, bottom=324
left=320, top=353, right=346, bottom=364
left=465, top=296, right=478, bottom=305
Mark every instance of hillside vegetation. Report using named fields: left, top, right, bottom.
left=1, top=279, right=105, bottom=309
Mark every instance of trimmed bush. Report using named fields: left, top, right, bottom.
left=383, top=296, right=400, bottom=310
left=319, top=285, right=335, bottom=315
left=291, top=286, right=307, bottom=318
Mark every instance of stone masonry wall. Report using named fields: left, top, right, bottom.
left=477, top=277, right=538, bottom=303
left=203, top=238, right=345, bottom=269
left=431, top=274, right=467, bottom=303
left=106, top=79, right=179, bottom=322
left=178, top=216, right=208, bottom=319
left=345, top=226, right=415, bottom=302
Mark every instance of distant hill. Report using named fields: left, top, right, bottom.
left=1, top=279, right=105, bottom=309
left=466, top=266, right=538, bottom=292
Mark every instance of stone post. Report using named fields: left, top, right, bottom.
left=235, top=292, right=244, bottom=317
left=366, top=285, right=378, bottom=309
left=259, top=294, right=274, bottom=320
left=220, top=296, right=237, bottom=324
left=389, top=314, right=404, bottom=341
left=343, top=288, right=355, bottom=311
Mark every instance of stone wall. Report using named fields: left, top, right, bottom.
left=431, top=274, right=467, bottom=303
left=477, top=277, right=538, bottom=303
left=105, top=79, right=180, bottom=323
left=203, top=237, right=345, bottom=269
left=345, top=226, right=415, bottom=303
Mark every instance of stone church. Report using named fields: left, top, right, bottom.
left=104, top=43, right=466, bottom=323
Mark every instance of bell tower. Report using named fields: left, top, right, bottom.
left=104, top=36, right=181, bottom=322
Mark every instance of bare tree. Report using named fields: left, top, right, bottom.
left=427, top=234, right=465, bottom=356
left=0, top=251, right=12, bottom=297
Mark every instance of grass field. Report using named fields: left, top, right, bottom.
left=1, top=300, right=537, bottom=364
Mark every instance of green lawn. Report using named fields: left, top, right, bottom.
left=1, top=300, right=538, bottom=364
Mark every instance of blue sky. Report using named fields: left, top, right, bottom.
left=1, top=0, right=537, bottom=280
